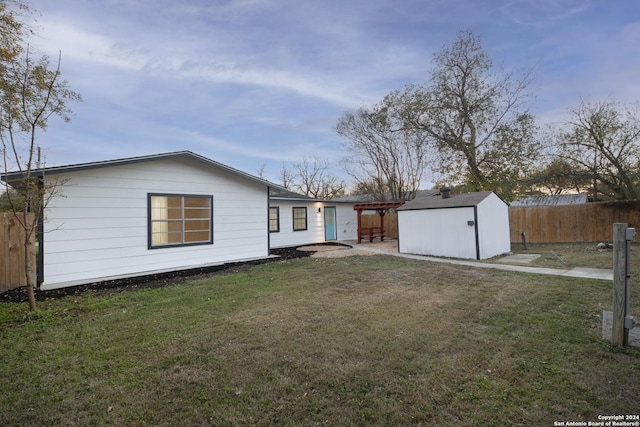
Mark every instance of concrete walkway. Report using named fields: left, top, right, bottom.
left=351, top=243, right=614, bottom=281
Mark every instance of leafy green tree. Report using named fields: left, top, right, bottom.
left=404, top=31, right=539, bottom=200
left=0, top=187, right=25, bottom=211
left=336, top=31, right=539, bottom=201
left=524, top=158, right=592, bottom=196
left=559, top=98, right=640, bottom=201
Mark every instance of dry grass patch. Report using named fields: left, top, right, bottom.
left=1, top=255, right=639, bottom=426
left=509, top=242, right=631, bottom=270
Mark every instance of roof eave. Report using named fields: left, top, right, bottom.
left=2, top=151, right=287, bottom=192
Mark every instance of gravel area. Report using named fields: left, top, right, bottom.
left=302, top=240, right=398, bottom=258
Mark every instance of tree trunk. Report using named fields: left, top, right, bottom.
left=22, top=211, right=37, bottom=310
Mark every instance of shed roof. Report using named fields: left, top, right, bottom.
left=2, top=151, right=286, bottom=193
left=397, top=191, right=496, bottom=211
left=510, top=194, right=588, bottom=207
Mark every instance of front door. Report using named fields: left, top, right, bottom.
left=324, top=207, right=336, bottom=240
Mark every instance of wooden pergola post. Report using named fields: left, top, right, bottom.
left=356, top=208, right=364, bottom=243
left=377, top=208, right=387, bottom=242
left=353, top=202, right=405, bottom=244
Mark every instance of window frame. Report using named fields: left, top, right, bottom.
left=269, top=206, right=280, bottom=233
left=148, top=193, right=213, bottom=249
left=292, top=206, right=308, bottom=231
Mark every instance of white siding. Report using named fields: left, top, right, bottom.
left=268, top=200, right=325, bottom=248
left=41, top=157, right=269, bottom=289
left=476, top=193, right=511, bottom=259
left=398, top=207, right=477, bottom=259
left=268, top=201, right=358, bottom=248
left=333, top=203, right=358, bottom=241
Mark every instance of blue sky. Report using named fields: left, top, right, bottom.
left=20, top=0, right=640, bottom=186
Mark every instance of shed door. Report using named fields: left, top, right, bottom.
left=324, top=207, right=336, bottom=240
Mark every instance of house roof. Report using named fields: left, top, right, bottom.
left=330, top=189, right=439, bottom=203
left=397, top=191, right=497, bottom=211
left=270, top=190, right=318, bottom=202
left=2, top=151, right=287, bottom=193
left=510, top=194, right=588, bottom=207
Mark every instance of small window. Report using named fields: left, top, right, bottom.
left=292, top=207, right=307, bottom=231
left=149, top=194, right=213, bottom=248
left=269, top=207, right=280, bottom=232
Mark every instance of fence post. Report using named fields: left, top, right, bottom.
left=612, top=223, right=636, bottom=346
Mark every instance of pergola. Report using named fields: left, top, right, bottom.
left=353, top=201, right=405, bottom=243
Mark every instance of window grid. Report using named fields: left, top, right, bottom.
left=292, top=207, right=307, bottom=231
left=269, top=207, right=280, bottom=232
left=149, top=194, right=213, bottom=248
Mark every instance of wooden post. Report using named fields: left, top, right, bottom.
left=377, top=208, right=386, bottom=242
left=612, top=223, right=628, bottom=346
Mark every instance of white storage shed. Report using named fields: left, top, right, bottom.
left=397, top=190, right=510, bottom=260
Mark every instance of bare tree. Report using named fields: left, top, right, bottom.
left=336, top=90, right=431, bottom=202
left=348, top=178, right=390, bottom=198
left=289, top=156, right=345, bottom=199
left=278, top=162, right=294, bottom=190
left=0, top=1, right=80, bottom=309
left=559, top=98, right=640, bottom=201
left=254, top=163, right=267, bottom=180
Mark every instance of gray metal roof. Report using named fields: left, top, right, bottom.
left=2, top=151, right=287, bottom=193
left=329, top=194, right=377, bottom=203
left=330, top=189, right=439, bottom=203
left=510, top=194, right=588, bottom=207
left=397, top=191, right=497, bottom=211
left=270, top=190, right=318, bottom=201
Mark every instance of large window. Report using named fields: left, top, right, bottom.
left=269, top=207, right=280, bottom=232
left=149, top=194, right=213, bottom=248
left=292, top=207, right=307, bottom=231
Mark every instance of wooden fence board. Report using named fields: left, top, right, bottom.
left=510, top=201, right=640, bottom=243
left=1, top=213, right=35, bottom=293
left=358, top=200, right=640, bottom=243
left=361, top=213, right=398, bottom=238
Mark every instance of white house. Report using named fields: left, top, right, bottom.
left=268, top=191, right=357, bottom=248
left=397, top=190, right=510, bottom=260
left=3, top=151, right=286, bottom=290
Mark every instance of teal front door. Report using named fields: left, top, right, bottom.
left=324, top=207, right=336, bottom=240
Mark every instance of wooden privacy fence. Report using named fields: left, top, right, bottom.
left=358, top=200, right=640, bottom=243
left=361, top=213, right=398, bottom=239
left=1, top=212, right=36, bottom=292
left=509, top=200, right=640, bottom=243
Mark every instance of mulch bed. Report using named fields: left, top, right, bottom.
left=1, top=245, right=340, bottom=304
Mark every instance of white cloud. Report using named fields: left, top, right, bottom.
left=29, top=14, right=370, bottom=109
left=17, top=0, right=640, bottom=183
left=29, top=19, right=149, bottom=71
left=500, top=0, right=589, bottom=27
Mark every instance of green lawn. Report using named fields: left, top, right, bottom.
left=1, top=254, right=639, bottom=426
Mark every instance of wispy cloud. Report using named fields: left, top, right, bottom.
left=500, top=0, right=590, bottom=27
left=19, top=0, right=640, bottom=185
